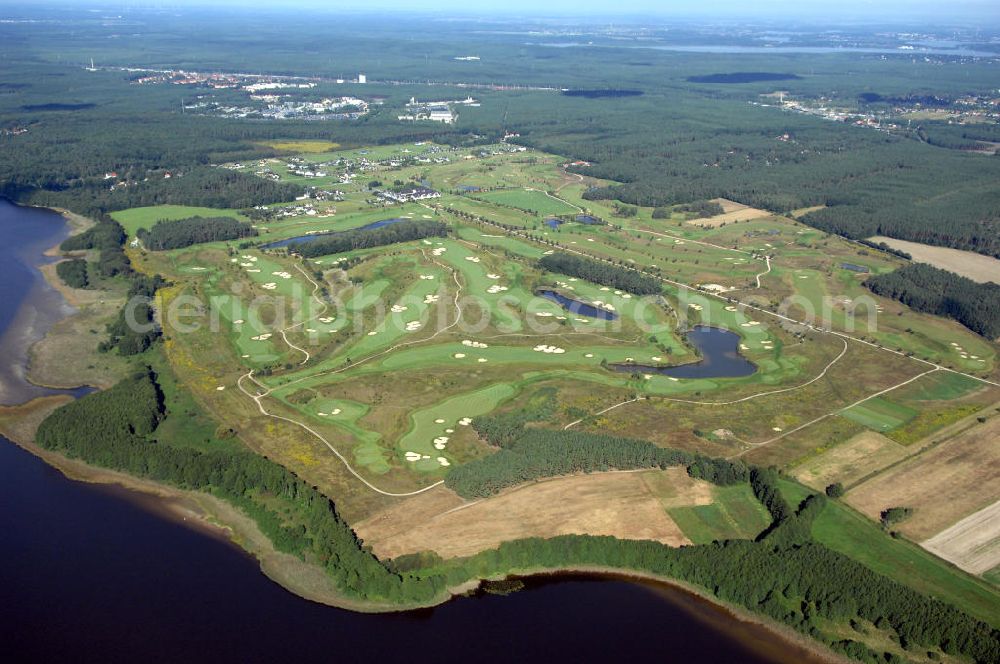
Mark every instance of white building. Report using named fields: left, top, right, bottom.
left=358, top=73, right=367, bottom=84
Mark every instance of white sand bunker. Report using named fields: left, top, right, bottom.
left=422, top=240, right=433, bottom=245
left=240, top=262, right=254, bottom=267
left=622, top=294, right=632, bottom=299
left=423, top=294, right=440, bottom=304
left=419, top=274, right=436, bottom=280
left=543, top=250, right=554, bottom=255
left=688, top=303, right=704, bottom=311
left=464, top=256, right=481, bottom=263
left=230, top=258, right=239, bottom=263
left=477, top=358, right=488, bottom=363
left=446, top=428, right=454, bottom=433
left=261, top=282, right=278, bottom=290
left=584, top=353, right=594, bottom=358
left=390, top=304, right=408, bottom=313
left=305, top=328, right=316, bottom=333
left=486, top=285, right=509, bottom=294
left=233, top=319, right=244, bottom=325
left=486, top=273, right=501, bottom=280
left=434, top=418, right=446, bottom=424
left=367, top=331, right=378, bottom=336
left=725, top=306, right=738, bottom=312
left=405, top=451, right=422, bottom=462
left=772, top=427, right=783, bottom=432
left=241, top=255, right=258, bottom=262
left=405, top=321, right=423, bottom=331
left=432, top=247, right=447, bottom=256
left=453, top=353, right=466, bottom=359
left=433, top=436, right=449, bottom=450
left=574, top=318, right=589, bottom=323
left=462, top=340, right=488, bottom=349
left=272, top=271, right=292, bottom=278
left=250, top=333, right=272, bottom=341
left=741, top=321, right=761, bottom=327
left=600, top=287, right=610, bottom=291
left=216, top=386, right=226, bottom=391
left=458, top=417, right=472, bottom=426
left=651, top=356, right=662, bottom=362
left=318, top=317, right=335, bottom=323
left=535, top=311, right=554, bottom=317
left=330, top=408, right=342, bottom=416
left=189, top=266, right=207, bottom=271
left=438, top=457, right=450, bottom=467
left=533, top=344, right=565, bottom=354
left=247, top=269, right=261, bottom=273
left=644, top=374, right=653, bottom=380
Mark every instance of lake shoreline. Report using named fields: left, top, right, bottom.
left=3, top=201, right=841, bottom=660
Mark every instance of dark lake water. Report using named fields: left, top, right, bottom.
left=0, top=201, right=812, bottom=663
left=538, top=289, right=619, bottom=320
left=259, top=217, right=410, bottom=249
left=612, top=325, right=757, bottom=379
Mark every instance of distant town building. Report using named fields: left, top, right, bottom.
left=358, top=73, right=367, bottom=84
left=376, top=186, right=441, bottom=203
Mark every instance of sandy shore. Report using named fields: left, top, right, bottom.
left=0, top=203, right=843, bottom=659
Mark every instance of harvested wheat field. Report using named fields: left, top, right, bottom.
left=355, top=468, right=704, bottom=559
left=845, top=414, right=1000, bottom=540
left=869, top=236, right=1000, bottom=284
left=688, top=198, right=773, bottom=228
left=792, top=431, right=910, bottom=491
left=922, top=499, right=1000, bottom=575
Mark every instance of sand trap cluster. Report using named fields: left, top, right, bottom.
left=419, top=274, right=435, bottom=280
left=272, top=271, right=292, bottom=279
left=404, top=452, right=430, bottom=462
left=486, top=284, right=509, bottom=294
left=688, top=303, right=704, bottom=312
left=740, top=321, right=761, bottom=327
left=433, top=436, right=449, bottom=450
left=390, top=304, right=408, bottom=313
left=464, top=256, right=481, bottom=263
left=591, top=300, right=616, bottom=312
left=437, top=457, right=451, bottom=467
left=405, top=321, right=423, bottom=332
left=423, top=294, right=440, bottom=304
left=462, top=340, right=488, bottom=349
left=459, top=417, right=472, bottom=426
left=533, top=344, right=566, bottom=354
left=251, top=333, right=272, bottom=341
left=431, top=247, right=447, bottom=257
left=261, top=282, right=278, bottom=290
left=318, top=316, right=335, bottom=323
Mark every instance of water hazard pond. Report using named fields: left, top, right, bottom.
left=0, top=201, right=818, bottom=663
left=612, top=325, right=757, bottom=379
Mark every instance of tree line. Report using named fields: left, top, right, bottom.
left=538, top=252, right=662, bottom=295
left=865, top=263, right=1000, bottom=339
left=138, top=216, right=257, bottom=251
left=289, top=219, right=449, bottom=258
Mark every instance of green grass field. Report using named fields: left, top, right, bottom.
left=783, top=479, right=1000, bottom=627
left=477, top=188, right=580, bottom=217
left=668, top=484, right=772, bottom=543
left=112, top=205, right=249, bottom=236
left=840, top=397, right=919, bottom=432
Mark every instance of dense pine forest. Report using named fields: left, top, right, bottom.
left=289, top=219, right=449, bottom=258
left=34, top=369, right=1000, bottom=663
left=138, top=216, right=257, bottom=251
left=538, top=252, right=662, bottom=295
left=866, top=264, right=1000, bottom=339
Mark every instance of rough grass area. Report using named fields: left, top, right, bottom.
left=112, top=205, right=249, bottom=236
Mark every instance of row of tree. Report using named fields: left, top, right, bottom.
left=538, top=252, right=662, bottom=295
left=138, top=216, right=257, bottom=251
left=289, top=219, right=449, bottom=258
left=865, top=263, right=1000, bottom=339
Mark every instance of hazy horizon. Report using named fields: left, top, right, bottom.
left=4, top=0, right=1000, bottom=25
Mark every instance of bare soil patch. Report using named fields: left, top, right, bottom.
left=688, top=199, right=773, bottom=228
left=869, top=236, right=1000, bottom=284
left=922, top=499, right=1000, bottom=575
left=356, top=468, right=703, bottom=559
left=846, top=414, right=1000, bottom=540
left=792, top=431, right=910, bottom=490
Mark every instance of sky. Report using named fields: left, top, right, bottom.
left=11, top=0, right=1000, bottom=23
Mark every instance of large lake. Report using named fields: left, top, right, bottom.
left=0, top=200, right=819, bottom=662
